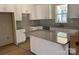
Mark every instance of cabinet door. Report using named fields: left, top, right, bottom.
left=16, top=30, right=26, bottom=44
left=49, top=4, right=55, bottom=19
left=30, top=4, right=52, bottom=20
left=30, top=5, right=37, bottom=20
left=37, top=4, right=55, bottom=19
left=22, top=4, right=32, bottom=13
left=14, top=5, right=22, bottom=21
left=30, top=35, right=68, bottom=55
left=36, top=4, right=50, bottom=19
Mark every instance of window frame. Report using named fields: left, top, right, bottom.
left=55, top=5, right=68, bottom=23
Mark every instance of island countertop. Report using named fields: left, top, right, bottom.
left=30, top=29, right=78, bottom=45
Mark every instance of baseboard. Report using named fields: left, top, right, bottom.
left=0, top=43, right=16, bottom=47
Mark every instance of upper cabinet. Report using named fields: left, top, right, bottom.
left=14, top=5, right=22, bottom=21
left=51, top=4, right=55, bottom=19
left=0, top=4, right=55, bottom=21
left=38, top=4, right=54, bottom=19
left=30, top=5, right=37, bottom=20
left=36, top=5, right=50, bottom=19
left=30, top=4, right=53, bottom=20
left=0, top=4, right=22, bottom=21
left=22, top=4, right=33, bottom=13
left=0, top=4, right=15, bottom=12
left=69, top=4, right=79, bottom=18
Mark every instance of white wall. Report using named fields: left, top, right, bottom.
left=69, top=4, right=79, bottom=18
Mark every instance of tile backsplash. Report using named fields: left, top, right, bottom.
left=65, top=18, right=79, bottom=28
left=30, top=18, right=79, bottom=29
left=16, top=21, right=23, bottom=29
left=30, top=20, right=40, bottom=26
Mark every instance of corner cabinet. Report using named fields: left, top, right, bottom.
left=30, top=4, right=52, bottom=20
left=14, top=5, right=22, bottom=21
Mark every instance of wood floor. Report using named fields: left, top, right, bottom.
left=0, top=39, right=34, bottom=55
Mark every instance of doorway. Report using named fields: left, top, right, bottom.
left=0, top=12, right=15, bottom=47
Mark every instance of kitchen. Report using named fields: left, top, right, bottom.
left=0, top=4, right=79, bottom=55
left=30, top=4, right=79, bottom=55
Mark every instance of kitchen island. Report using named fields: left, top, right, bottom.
left=30, top=29, right=78, bottom=55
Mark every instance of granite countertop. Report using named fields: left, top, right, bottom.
left=31, top=30, right=56, bottom=42
left=30, top=29, right=79, bottom=45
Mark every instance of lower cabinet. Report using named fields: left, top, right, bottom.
left=30, top=35, right=68, bottom=55
left=16, top=29, right=26, bottom=44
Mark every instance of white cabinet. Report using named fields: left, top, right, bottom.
left=30, top=4, right=52, bottom=20
left=0, top=4, right=22, bottom=21
left=30, top=5, right=37, bottom=20
left=69, top=4, right=79, bottom=18
left=16, top=29, right=26, bottom=44
left=50, top=4, right=55, bottom=19
left=14, top=5, right=22, bottom=21
left=0, top=4, right=15, bottom=12
left=36, top=5, right=49, bottom=19
left=22, top=4, right=33, bottom=13
left=30, top=35, right=68, bottom=55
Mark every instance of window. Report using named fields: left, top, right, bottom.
left=55, top=5, right=68, bottom=23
